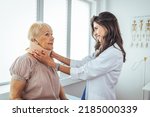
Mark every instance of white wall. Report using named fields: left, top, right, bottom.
left=97, top=0, right=150, bottom=99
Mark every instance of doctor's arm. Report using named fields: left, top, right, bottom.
left=52, top=51, right=95, bottom=68
left=59, top=85, right=68, bottom=100
left=32, top=50, right=71, bottom=74
left=51, top=51, right=70, bottom=66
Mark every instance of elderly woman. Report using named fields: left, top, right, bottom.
left=9, top=22, right=67, bottom=100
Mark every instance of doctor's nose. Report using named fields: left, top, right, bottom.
left=94, top=32, right=97, bottom=38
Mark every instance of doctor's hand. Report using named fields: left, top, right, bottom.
left=50, top=51, right=57, bottom=58
left=32, top=50, right=55, bottom=68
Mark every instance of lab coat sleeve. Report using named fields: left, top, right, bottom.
left=70, top=48, right=123, bottom=80
left=70, top=53, right=94, bottom=67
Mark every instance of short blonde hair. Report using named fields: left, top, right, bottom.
left=28, top=22, right=51, bottom=41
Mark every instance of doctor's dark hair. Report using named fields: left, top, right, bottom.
left=91, top=11, right=126, bottom=62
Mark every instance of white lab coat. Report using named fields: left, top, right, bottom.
left=70, top=45, right=123, bottom=100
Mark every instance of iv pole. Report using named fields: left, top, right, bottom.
left=143, top=57, right=148, bottom=99
left=131, top=56, right=149, bottom=99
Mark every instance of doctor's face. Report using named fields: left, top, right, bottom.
left=93, top=22, right=107, bottom=44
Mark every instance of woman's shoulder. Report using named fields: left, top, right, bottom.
left=10, top=53, right=38, bottom=80
left=11, top=53, right=38, bottom=69
left=21, top=53, right=37, bottom=62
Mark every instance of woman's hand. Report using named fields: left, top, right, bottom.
left=32, top=50, right=55, bottom=68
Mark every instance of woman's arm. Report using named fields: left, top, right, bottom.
left=9, top=79, right=26, bottom=100
left=51, top=51, right=70, bottom=66
left=59, top=85, right=68, bottom=100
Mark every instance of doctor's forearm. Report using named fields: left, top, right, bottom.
left=52, top=52, right=70, bottom=66
left=59, top=64, right=70, bottom=75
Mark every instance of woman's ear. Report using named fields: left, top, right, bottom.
left=31, top=38, right=35, bottom=42
left=31, top=38, right=39, bottom=44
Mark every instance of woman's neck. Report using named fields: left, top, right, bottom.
left=26, top=41, right=51, bottom=56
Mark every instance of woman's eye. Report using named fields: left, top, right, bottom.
left=45, top=33, right=49, bottom=36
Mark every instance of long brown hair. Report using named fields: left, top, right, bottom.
left=91, top=12, right=126, bottom=62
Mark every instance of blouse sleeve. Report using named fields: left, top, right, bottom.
left=70, top=48, right=123, bottom=80
left=9, top=55, right=34, bottom=81
left=70, top=53, right=94, bottom=68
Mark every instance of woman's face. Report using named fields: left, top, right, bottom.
left=93, top=22, right=107, bottom=44
left=36, top=26, right=54, bottom=50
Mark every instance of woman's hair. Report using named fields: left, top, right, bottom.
left=91, top=11, right=126, bottom=62
left=28, top=22, right=51, bottom=41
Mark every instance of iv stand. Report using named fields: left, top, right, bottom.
left=143, top=57, right=147, bottom=99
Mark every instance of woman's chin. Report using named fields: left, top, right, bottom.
left=47, top=47, right=53, bottom=51
left=44, top=46, right=53, bottom=51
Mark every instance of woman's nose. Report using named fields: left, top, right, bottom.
left=52, top=37, right=54, bottom=41
left=50, top=36, right=54, bottom=41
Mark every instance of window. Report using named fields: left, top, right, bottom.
left=44, top=0, right=67, bottom=57
left=70, top=0, right=90, bottom=60
left=0, top=0, right=36, bottom=83
left=0, top=0, right=95, bottom=84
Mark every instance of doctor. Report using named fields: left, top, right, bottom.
left=32, top=11, right=126, bottom=100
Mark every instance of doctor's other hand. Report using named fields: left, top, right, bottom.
left=50, top=51, right=57, bottom=58
left=32, top=50, right=55, bottom=68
